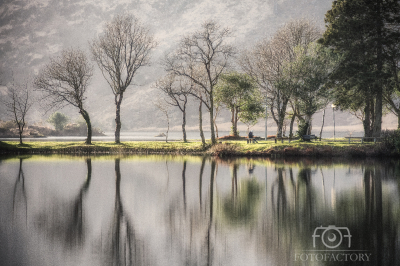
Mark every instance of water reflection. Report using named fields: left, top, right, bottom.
left=1, top=156, right=399, bottom=265
left=35, top=158, right=91, bottom=249
left=102, top=158, right=145, bottom=266
left=13, top=157, right=28, bottom=224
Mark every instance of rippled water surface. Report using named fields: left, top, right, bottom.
left=0, top=155, right=399, bottom=265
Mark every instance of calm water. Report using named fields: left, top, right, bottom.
left=0, top=155, right=399, bottom=266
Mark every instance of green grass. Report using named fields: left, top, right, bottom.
left=0, top=138, right=385, bottom=157
left=0, top=140, right=207, bottom=154
left=223, top=138, right=375, bottom=152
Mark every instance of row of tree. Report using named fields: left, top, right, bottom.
left=4, top=0, right=400, bottom=145
left=33, top=14, right=157, bottom=145
left=157, top=19, right=339, bottom=141
left=159, top=0, right=400, bottom=141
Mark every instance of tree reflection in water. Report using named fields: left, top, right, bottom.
left=13, top=157, right=28, bottom=225
left=102, top=158, right=146, bottom=266
left=3, top=156, right=400, bottom=266
left=35, top=158, right=92, bottom=249
left=222, top=162, right=262, bottom=225
left=259, top=159, right=400, bottom=266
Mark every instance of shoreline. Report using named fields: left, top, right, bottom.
left=0, top=140, right=398, bottom=158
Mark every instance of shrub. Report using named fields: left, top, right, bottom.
left=296, top=121, right=309, bottom=139
left=208, top=143, right=238, bottom=157
left=381, top=129, right=400, bottom=154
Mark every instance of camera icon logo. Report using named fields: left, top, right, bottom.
left=312, top=225, right=352, bottom=249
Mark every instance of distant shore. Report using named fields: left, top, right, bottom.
left=0, top=139, right=397, bottom=158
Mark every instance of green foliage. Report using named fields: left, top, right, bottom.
left=214, top=72, right=257, bottom=107
left=47, top=112, right=69, bottom=131
left=292, top=43, right=339, bottom=116
left=230, top=126, right=239, bottom=136
left=215, top=72, right=263, bottom=136
left=319, top=0, right=400, bottom=136
left=296, top=120, right=309, bottom=139
left=381, top=129, right=400, bottom=153
left=239, top=100, right=265, bottom=129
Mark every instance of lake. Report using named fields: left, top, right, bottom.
left=0, top=155, right=399, bottom=265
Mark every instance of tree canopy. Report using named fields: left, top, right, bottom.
left=319, top=0, right=400, bottom=137
left=280, top=43, right=340, bottom=134
left=240, top=19, right=321, bottom=137
left=164, top=20, right=235, bottom=144
left=48, top=112, right=69, bottom=131
left=214, top=72, right=263, bottom=136
left=34, top=48, right=94, bottom=144
left=91, top=13, right=157, bottom=143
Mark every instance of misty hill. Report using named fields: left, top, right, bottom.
left=0, top=0, right=396, bottom=134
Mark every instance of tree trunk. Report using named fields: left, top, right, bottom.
left=276, top=99, right=289, bottom=138
left=363, top=99, right=373, bottom=137
left=199, top=98, right=206, bottom=146
left=182, top=109, right=187, bottom=142
left=209, top=96, right=216, bottom=145
left=165, top=111, right=169, bottom=143
left=398, top=113, right=400, bottom=129
left=115, top=93, right=124, bottom=144
left=80, top=109, right=92, bottom=145
left=373, top=0, right=383, bottom=138
left=305, top=114, right=312, bottom=135
left=289, top=113, right=296, bottom=139
left=373, top=87, right=383, bottom=137
left=319, top=109, right=325, bottom=141
left=234, top=106, right=239, bottom=137
left=214, top=120, right=219, bottom=139
left=230, top=107, right=236, bottom=136
left=18, top=124, right=23, bottom=145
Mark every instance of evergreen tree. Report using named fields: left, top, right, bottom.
left=319, top=0, right=400, bottom=137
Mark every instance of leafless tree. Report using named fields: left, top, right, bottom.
left=34, top=48, right=94, bottom=144
left=2, top=80, right=34, bottom=144
left=240, top=19, right=321, bottom=137
left=155, top=73, right=192, bottom=142
left=90, top=14, right=157, bottom=143
left=154, top=98, right=171, bottom=143
left=164, top=20, right=235, bottom=145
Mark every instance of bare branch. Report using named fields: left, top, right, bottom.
left=34, top=48, right=94, bottom=144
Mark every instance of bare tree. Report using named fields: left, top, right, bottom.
left=2, top=79, right=34, bottom=144
left=164, top=20, right=235, bottom=145
left=154, top=98, right=171, bottom=143
left=34, top=48, right=94, bottom=144
left=240, top=19, right=321, bottom=137
left=155, top=73, right=192, bottom=142
left=90, top=14, right=157, bottom=143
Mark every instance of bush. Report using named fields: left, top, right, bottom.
left=381, top=129, right=400, bottom=154
left=296, top=121, right=309, bottom=139
left=208, top=143, right=238, bottom=157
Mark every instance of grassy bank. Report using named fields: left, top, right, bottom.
left=0, top=141, right=207, bottom=155
left=0, top=138, right=396, bottom=157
